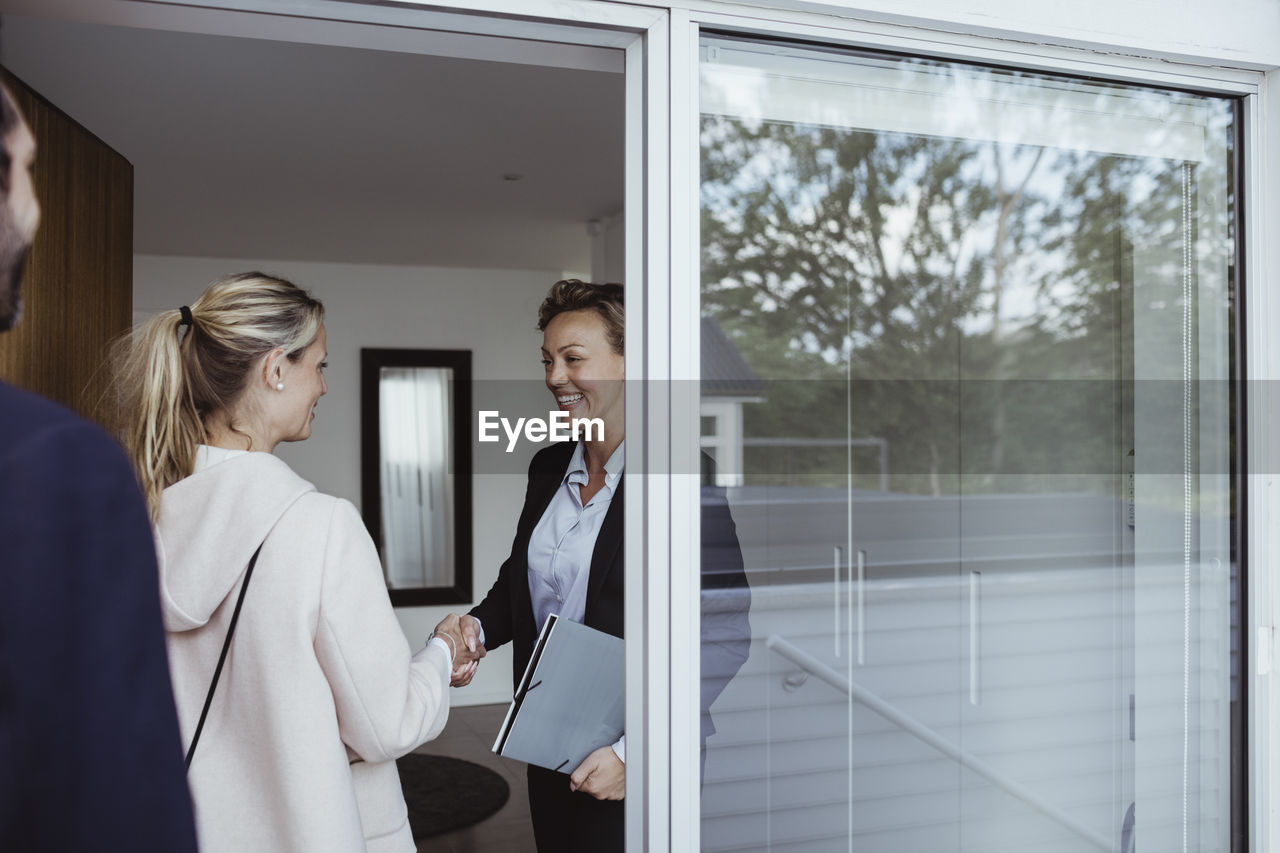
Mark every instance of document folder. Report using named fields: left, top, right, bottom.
left=492, top=614, right=624, bottom=774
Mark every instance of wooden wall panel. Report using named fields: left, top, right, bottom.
left=0, top=69, right=132, bottom=424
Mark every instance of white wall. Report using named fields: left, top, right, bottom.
left=589, top=211, right=625, bottom=284
left=134, top=254, right=585, bottom=706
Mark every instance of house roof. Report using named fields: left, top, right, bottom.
left=701, top=317, right=764, bottom=398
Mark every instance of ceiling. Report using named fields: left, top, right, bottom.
left=0, top=12, right=625, bottom=271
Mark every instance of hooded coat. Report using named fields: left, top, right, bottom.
left=155, top=450, right=450, bottom=853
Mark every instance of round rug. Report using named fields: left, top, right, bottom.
left=395, top=753, right=511, bottom=839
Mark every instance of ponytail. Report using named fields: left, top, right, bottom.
left=109, top=272, right=324, bottom=518
left=112, top=309, right=204, bottom=517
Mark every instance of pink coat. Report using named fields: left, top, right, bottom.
left=156, top=450, right=449, bottom=853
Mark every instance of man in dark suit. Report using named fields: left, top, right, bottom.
left=0, top=83, right=198, bottom=852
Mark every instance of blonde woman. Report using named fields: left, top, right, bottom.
left=111, top=272, right=477, bottom=853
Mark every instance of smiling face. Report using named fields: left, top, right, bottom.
left=272, top=323, right=328, bottom=444
left=542, top=309, right=625, bottom=436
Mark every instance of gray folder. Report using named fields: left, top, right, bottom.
left=492, top=614, right=624, bottom=774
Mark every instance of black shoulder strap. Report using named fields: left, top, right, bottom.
left=185, top=542, right=265, bottom=771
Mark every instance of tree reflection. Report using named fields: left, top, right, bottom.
left=700, top=104, right=1229, bottom=495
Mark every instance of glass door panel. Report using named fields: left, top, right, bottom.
left=698, top=33, right=1238, bottom=853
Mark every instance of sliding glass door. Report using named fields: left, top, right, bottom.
left=697, top=34, right=1238, bottom=853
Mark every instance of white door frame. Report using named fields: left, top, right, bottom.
left=41, top=0, right=674, bottom=850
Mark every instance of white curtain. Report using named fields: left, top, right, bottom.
left=379, top=367, right=454, bottom=589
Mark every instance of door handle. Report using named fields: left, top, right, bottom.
left=833, top=545, right=844, bottom=657
left=969, top=569, right=981, bottom=705
left=835, top=547, right=867, bottom=663
left=856, top=549, right=866, bottom=665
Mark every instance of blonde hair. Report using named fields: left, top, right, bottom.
left=110, top=272, right=324, bottom=517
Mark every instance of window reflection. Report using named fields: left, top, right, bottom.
left=699, top=36, right=1237, bottom=853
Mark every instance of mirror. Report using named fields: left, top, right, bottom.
left=360, top=348, right=472, bottom=606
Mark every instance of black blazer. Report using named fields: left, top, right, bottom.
left=470, top=441, right=751, bottom=743
left=471, top=441, right=624, bottom=690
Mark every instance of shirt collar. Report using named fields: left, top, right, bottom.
left=565, top=440, right=626, bottom=487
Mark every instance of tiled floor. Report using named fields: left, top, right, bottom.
left=412, top=703, right=537, bottom=853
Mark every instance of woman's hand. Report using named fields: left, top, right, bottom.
left=432, top=614, right=482, bottom=665
left=569, top=746, right=625, bottom=800
left=433, top=613, right=485, bottom=686
left=451, top=615, right=486, bottom=686
left=450, top=660, right=479, bottom=687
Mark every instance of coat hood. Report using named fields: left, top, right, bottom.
left=156, top=452, right=315, bottom=632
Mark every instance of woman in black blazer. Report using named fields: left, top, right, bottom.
left=462, top=279, right=627, bottom=851
left=456, top=280, right=750, bottom=852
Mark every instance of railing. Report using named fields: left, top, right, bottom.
left=766, top=634, right=1115, bottom=853
left=741, top=437, right=889, bottom=491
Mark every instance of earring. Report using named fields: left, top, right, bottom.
left=276, top=382, right=285, bottom=391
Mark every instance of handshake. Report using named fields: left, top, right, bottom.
left=430, top=613, right=487, bottom=687
left=430, top=612, right=626, bottom=798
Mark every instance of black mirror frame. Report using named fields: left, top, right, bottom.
left=360, top=348, right=473, bottom=607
